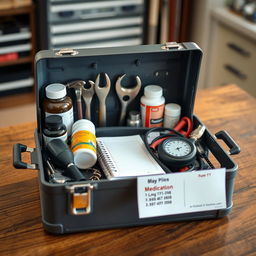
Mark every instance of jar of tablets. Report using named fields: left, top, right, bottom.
left=163, top=103, right=181, bottom=128
left=140, top=85, right=165, bottom=127
left=71, top=119, right=97, bottom=169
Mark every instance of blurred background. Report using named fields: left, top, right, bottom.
left=0, top=0, right=255, bottom=126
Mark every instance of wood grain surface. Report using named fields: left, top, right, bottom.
left=0, top=85, right=255, bottom=256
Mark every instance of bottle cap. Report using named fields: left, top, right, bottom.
left=164, top=103, right=181, bottom=116
left=45, top=115, right=63, bottom=129
left=144, top=85, right=163, bottom=98
left=45, top=83, right=66, bottom=99
left=129, top=110, right=140, bottom=121
left=72, top=119, right=95, bottom=134
left=73, top=149, right=97, bottom=169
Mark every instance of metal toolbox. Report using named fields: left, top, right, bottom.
left=13, top=43, right=240, bottom=234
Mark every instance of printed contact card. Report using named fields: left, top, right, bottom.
left=137, top=169, right=226, bottom=218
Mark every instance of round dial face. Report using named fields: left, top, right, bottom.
left=163, top=139, right=192, bottom=157
left=158, top=136, right=197, bottom=170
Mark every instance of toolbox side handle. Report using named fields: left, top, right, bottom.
left=13, top=143, right=38, bottom=170
left=215, top=131, right=240, bottom=155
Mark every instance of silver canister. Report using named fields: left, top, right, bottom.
left=127, top=110, right=142, bottom=127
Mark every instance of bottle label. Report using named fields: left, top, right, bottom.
left=163, top=116, right=180, bottom=129
left=140, top=103, right=165, bottom=127
left=45, top=107, right=74, bottom=135
left=71, top=130, right=96, bottom=153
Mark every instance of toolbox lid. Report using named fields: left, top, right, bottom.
left=35, top=42, right=202, bottom=130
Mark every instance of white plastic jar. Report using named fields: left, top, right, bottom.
left=140, top=85, right=165, bottom=127
left=71, top=119, right=97, bottom=169
left=163, top=103, right=181, bottom=128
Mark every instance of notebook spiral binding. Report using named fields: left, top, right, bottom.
left=97, top=140, right=119, bottom=179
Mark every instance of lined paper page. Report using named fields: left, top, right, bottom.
left=97, top=135, right=164, bottom=178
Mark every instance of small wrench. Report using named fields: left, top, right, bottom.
left=94, top=73, right=111, bottom=127
left=115, top=74, right=141, bottom=125
left=82, top=81, right=95, bottom=120
left=66, top=80, right=85, bottom=120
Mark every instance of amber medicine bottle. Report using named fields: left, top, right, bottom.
left=43, top=83, right=74, bottom=135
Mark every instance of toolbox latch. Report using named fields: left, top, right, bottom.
left=161, top=42, right=183, bottom=50
left=66, top=184, right=94, bottom=215
left=55, top=48, right=79, bottom=56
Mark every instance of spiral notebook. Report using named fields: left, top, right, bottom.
left=96, top=135, right=164, bottom=179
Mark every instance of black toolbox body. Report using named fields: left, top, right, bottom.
left=14, top=43, right=239, bottom=234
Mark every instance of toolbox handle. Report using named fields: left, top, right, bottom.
left=13, top=143, right=38, bottom=170
left=215, top=130, right=240, bottom=155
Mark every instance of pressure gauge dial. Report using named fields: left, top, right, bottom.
left=158, top=137, right=197, bottom=170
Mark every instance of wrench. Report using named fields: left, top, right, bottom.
left=82, top=81, right=95, bottom=120
left=115, top=74, right=141, bottom=125
left=94, top=73, right=111, bottom=127
left=66, top=80, right=85, bottom=120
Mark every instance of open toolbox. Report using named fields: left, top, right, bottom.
left=13, top=42, right=240, bottom=234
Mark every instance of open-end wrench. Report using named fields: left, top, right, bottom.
left=94, top=73, right=111, bottom=127
left=82, top=81, right=95, bottom=120
left=66, top=80, right=85, bottom=120
left=115, top=74, right=141, bottom=126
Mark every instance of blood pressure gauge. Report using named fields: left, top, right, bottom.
left=157, top=136, right=197, bottom=170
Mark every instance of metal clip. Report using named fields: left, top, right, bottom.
left=66, top=184, right=94, bottom=215
left=161, top=42, right=182, bottom=50
left=24, top=146, right=37, bottom=169
left=190, top=125, right=206, bottom=141
left=55, top=48, right=79, bottom=56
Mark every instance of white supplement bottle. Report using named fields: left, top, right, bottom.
left=71, top=119, right=97, bottom=169
left=163, top=103, right=181, bottom=128
left=140, top=85, right=165, bottom=127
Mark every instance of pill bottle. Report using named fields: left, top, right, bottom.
left=140, top=85, right=165, bottom=127
left=71, top=119, right=97, bottom=169
left=163, top=103, right=181, bottom=128
left=43, top=115, right=67, bottom=144
left=43, top=83, right=74, bottom=136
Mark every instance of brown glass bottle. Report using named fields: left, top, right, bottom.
left=43, top=83, right=74, bottom=135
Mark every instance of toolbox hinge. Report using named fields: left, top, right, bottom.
left=161, top=42, right=183, bottom=50
left=55, top=48, right=79, bottom=56
left=66, top=184, right=94, bottom=215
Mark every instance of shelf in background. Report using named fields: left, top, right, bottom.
left=0, top=6, right=32, bottom=16
left=0, top=77, right=34, bottom=92
left=0, top=56, right=32, bottom=67
left=0, top=1, right=36, bottom=98
left=212, top=8, right=256, bottom=41
left=0, top=31, right=31, bottom=43
left=0, top=43, right=31, bottom=54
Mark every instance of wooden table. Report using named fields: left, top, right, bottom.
left=0, top=85, right=255, bottom=256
